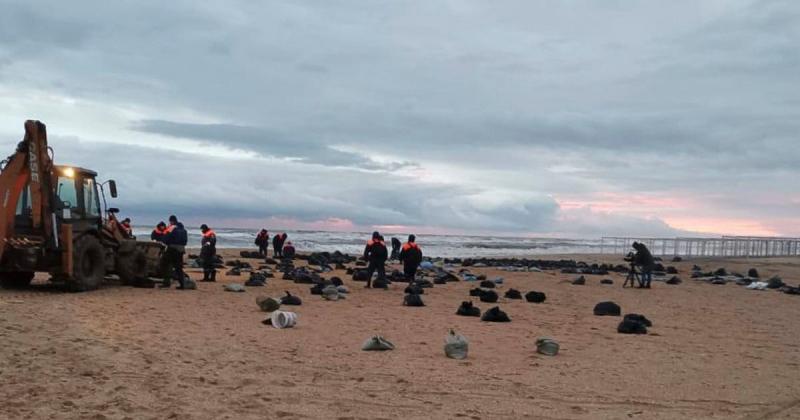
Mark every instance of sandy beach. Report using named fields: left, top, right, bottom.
left=1, top=251, right=799, bottom=420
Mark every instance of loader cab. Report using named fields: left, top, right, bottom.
left=53, top=166, right=102, bottom=231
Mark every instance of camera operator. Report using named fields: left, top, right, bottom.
left=632, top=241, right=655, bottom=288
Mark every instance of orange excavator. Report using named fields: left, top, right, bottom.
left=0, top=120, right=164, bottom=291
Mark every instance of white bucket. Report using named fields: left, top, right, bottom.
left=270, top=310, right=298, bottom=329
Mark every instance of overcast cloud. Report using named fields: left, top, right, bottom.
left=0, top=0, right=797, bottom=237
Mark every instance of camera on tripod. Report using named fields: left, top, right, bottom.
left=623, top=252, right=640, bottom=288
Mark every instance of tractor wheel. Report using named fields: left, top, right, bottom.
left=0, top=271, right=35, bottom=289
left=116, top=249, right=148, bottom=285
left=67, top=235, right=106, bottom=292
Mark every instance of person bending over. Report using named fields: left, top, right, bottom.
left=282, top=240, right=296, bottom=259
left=632, top=241, right=655, bottom=288
left=399, top=234, right=422, bottom=282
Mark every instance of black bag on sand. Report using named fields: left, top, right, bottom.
left=456, top=301, right=481, bottom=317
left=280, top=291, right=302, bottom=306
left=330, top=276, right=344, bottom=287
left=593, top=301, right=621, bottom=316
left=504, top=288, right=522, bottom=299
left=417, top=280, right=434, bottom=288
left=618, top=319, right=648, bottom=334
left=624, top=313, right=652, bottom=327
left=525, top=291, right=546, bottom=303
left=405, top=284, right=424, bottom=295
left=434, top=276, right=447, bottom=285
left=572, top=276, right=586, bottom=285
left=352, top=269, right=369, bottom=282
left=469, top=287, right=483, bottom=297
left=479, top=289, right=498, bottom=303
left=481, top=306, right=511, bottom=322
left=479, top=280, right=496, bottom=289
left=600, top=279, right=613, bottom=285
left=372, top=279, right=389, bottom=289
left=403, top=294, right=425, bottom=307
left=310, top=284, right=324, bottom=295
left=666, top=276, right=682, bottom=285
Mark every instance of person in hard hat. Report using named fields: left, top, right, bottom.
left=161, top=215, right=188, bottom=289
left=363, top=231, right=388, bottom=288
left=399, top=234, right=423, bottom=282
left=200, top=224, right=217, bottom=282
left=255, top=229, right=270, bottom=256
left=150, top=221, right=168, bottom=243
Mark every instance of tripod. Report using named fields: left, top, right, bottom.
left=623, top=263, right=640, bottom=288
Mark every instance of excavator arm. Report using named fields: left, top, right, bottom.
left=0, top=120, right=57, bottom=262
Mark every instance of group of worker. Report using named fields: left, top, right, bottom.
left=146, top=220, right=422, bottom=289
left=254, top=229, right=295, bottom=259
left=363, top=231, right=422, bottom=288
left=149, top=215, right=213, bottom=289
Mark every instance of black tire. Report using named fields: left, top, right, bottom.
left=0, top=271, right=35, bottom=289
left=67, top=235, right=106, bottom=292
left=116, top=249, right=148, bottom=285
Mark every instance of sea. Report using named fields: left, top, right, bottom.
left=132, top=227, right=603, bottom=258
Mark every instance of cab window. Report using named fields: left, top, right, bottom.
left=83, top=178, right=100, bottom=217
left=57, top=176, right=78, bottom=216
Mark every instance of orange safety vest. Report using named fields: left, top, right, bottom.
left=402, top=242, right=420, bottom=251
left=164, top=224, right=176, bottom=234
left=367, top=239, right=385, bottom=247
left=202, top=229, right=216, bottom=238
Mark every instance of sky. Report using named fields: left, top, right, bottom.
left=0, top=0, right=798, bottom=238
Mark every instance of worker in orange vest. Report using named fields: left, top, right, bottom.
left=150, top=221, right=168, bottom=243
left=200, top=224, right=217, bottom=282
left=399, top=234, right=423, bottom=282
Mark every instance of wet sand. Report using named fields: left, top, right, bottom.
left=1, top=251, right=799, bottom=419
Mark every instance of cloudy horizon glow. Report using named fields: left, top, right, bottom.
left=1, top=1, right=798, bottom=238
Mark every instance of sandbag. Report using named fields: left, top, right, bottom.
left=224, top=283, right=246, bottom=292
left=623, top=313, right=652, bottom=327
left=362, top=335, right=395, bottom=351
left=767, top=276, right=785, bottom=289
left=456, top=301, right=480, bottom=317
left=600, top=279, right=613, bottom=285
left=666, top=276, right=682, bottom=285
left=330, top=276, right=344, bottom=286
left=593, top=301, right=621, bottom=316
left=322, top=285, right=342, bottom=301
left=748, top=268, right=759, bottom=278
left=404, top=284, right=424, bottom=295
left=403, top=293, right=425, bottom=307
left=525, top=291, right=546, bottom=303
left=479, top=289, right=498, bottom=303
left=572, top=276, right=586, bottom=285
left=280, top=291, right=302, bottom=306
left=479, top=280, right=496, bottom=289
left=182, top=277, right=197, bottom=290
left=481, top=306, right=510, bottom=322
left=256, top=296, right=281, bottom=312
left=618, top=319, right=648, bottom=334
left=536, top=337, right=559, bottom=356
left=352, top=269, right=369, bottom=281
left=444, top=329, right=469, bottom=360
left=372, top=279, right=389, bottom=289
left=469, top=288, right=483, bottom=297
left=336, top=285, right=349, bottom=294
left=504, top=288, right=522, bottom=299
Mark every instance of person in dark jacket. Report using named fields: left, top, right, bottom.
left=390, top=237, right=401, bottom=260
left=161, top=215, right=188, bottom=289
left=399, top=234, right=423, bottom=282
left=150, top=221, right=168, bottom=243
left=255, top=229, right=269, bottom=256
left=273, top=233, right=286, bottom=258
left=633, top=241, right=655, bottom=288
left=282, top=241, right=296, bottom=259
left=200, top=224, right=217, bottom=282
left=363, top=231, right=388, bottom=288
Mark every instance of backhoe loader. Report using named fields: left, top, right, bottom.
left=0, top=120, right=164, bottom=291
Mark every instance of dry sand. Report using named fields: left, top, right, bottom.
left=1, top=251, right=799, bottom=420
